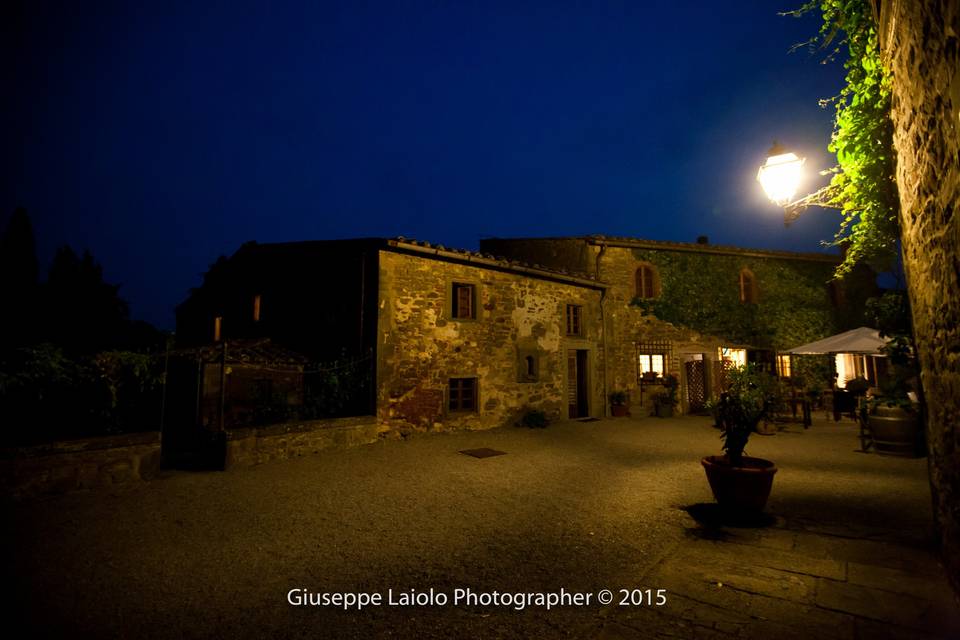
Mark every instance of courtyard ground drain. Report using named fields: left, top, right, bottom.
left=459, top=448, right=507, bottom=459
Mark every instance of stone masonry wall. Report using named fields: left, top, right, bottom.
left=0, top=432, right=162, bottom=500
left=224, top=416, right=379, bottom=468
left=881, top=0, right=960, bottom=592
left=377, top=250, right=605, bottom=434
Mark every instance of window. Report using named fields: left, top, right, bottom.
left=566, top=304, right=583, bottom=336
left=517, top=350, right=539, bottom=382
left=449, top=377, right=477, bottom=412
left=718, top=347, right=747, bottom=368
left=213, top=316, right=222, bottom=342
left=525, top=355, right=536, bottom=377
left=739, top=269, right=757, bottom=304
left=451, top=282, right=476, bottom=319
left=637, top=353, right=665, bottom=377
left=777, top=354, right=792, bottom=378
left=635, top=263, right=659, bottom=299
left=253, top=294, right=262, bottom=322
left=636, top=340, right=673, bottom=382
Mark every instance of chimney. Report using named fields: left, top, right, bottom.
left=696, top=235, right=709, bottom=245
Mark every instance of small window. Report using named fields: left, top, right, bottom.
left=452, top=282, right=476, bottom=319
left=739, top=269, right=757, bottom=304
left=449, top=377, right=477, bottom=412
left=566, top=304, right=583, bottom=336
left=635, top=263, right=659, bottom=299
left=213, top=316, right=222, bottom=342
left=518, top=352, right=539, bottom=382
left=253, top=294, right=262, bottom=322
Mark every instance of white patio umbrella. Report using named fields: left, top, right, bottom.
left=784, top=327, right=889, bottom=356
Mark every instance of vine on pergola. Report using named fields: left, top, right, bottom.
left=788, top=0, right=900, bottom=278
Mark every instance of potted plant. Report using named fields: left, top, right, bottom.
left=864, top=292, right=925, bottom=457
left=653, top=374, right=679, bottom=418
left=609, top=390, right=629, bottom=417
left=701, top=364, right=778, bottom=512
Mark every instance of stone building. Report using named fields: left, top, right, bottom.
left=176, top=238, right=608, bottom=437
left=178, top=234, right=866, bottom=435
left=481, top=235, right=870, bottom=415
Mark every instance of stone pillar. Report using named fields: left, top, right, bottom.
left=880, top=0, right=960, bottom=592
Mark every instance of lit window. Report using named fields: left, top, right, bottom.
left=777, top=354, right=792, bottom=377
left=718, top=347, right=747, bottom=368
left=739, top=269, right=757, bottom=304
left=566, top=305, right=583, bottom=336
left=449, top=377, right=477, bottom=412
left=253, top=294, right=262, bottom=322
left=635, top=264, right=659, bottom=299
left=452, top=283, right=476, bottom=319
left=638, top=354, right=665, bottom=377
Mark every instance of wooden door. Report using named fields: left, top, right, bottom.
left=567, top=349, right=589, bottom=419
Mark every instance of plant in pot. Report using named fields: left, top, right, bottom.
left=653, top=374, right=679, bottom=418
left=609, top=390, right=629, bottom=417
left=701, top=364, right=778, bottom=513
left=864, top=291, right=925, bottom=457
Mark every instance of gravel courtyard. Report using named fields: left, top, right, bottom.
left=6, top=415, right=941, bottom=638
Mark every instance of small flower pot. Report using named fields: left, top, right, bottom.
left=701, top=455, right=777, bottom=512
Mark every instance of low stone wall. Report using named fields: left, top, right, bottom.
left=224, top=415, right=380, bottom=468
left=0, top=432, right=162, bottom=500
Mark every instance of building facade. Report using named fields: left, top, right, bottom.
left=176, top=234, right=870, bottom=435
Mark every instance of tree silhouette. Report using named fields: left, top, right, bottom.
left=0, top=208, right=41, bottom=347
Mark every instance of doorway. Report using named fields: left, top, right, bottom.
left=684, top=353, right=708, bottom=413
left=567, top=349, right=589, bottom=419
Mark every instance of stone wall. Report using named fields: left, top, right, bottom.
left=224, top=416, right=380, bottom=468
left=377, top=250, right=605, bottom=434
left=880, top=0, right=960, bottom=592
left=0, top=432, right=161, bottom=500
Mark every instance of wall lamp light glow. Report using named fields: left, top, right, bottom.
left=756, top=143, right=805, bottom=207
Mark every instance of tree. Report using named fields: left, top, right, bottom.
left=0, top=208, right=41, bottom=346
left=42, top=246, right=131, bottom=354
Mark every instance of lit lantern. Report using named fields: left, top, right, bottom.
left=757, top=143, right=805, bottom=206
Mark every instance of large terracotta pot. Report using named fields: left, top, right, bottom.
left=869, top=405, right=925, bottom=457
left=701, top=455, right=777, bottom=512
left=611, top=404, right=629, bottom=417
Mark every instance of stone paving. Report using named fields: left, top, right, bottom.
left=596, top=518, right=959, bottom=639
left=6, top=415, right=959, bottom=638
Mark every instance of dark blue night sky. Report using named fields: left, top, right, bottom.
left=5, top=1, right=846, bottom=329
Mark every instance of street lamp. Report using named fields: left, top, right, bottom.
left=757, top=142, right=805, bottom=206
left=757, top=142, right=838, bottom=226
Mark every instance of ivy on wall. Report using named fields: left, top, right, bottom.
left=630, top=249, right=841, bottom=351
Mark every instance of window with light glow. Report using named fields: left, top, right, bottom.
left=638, top=353, right=665, bottom=377
left=253, top=294, right=262, bottom=322
left=213, top=316, right=222, bottom=342
left=718, top=347, right=747, bottom=368
left=777, top=354, right=792, bottom=377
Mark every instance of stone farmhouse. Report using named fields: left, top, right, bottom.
left=175, top=235, right=873, bottom=436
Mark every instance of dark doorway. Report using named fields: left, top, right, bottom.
left=567, top=349, right=589, bottom=419
left=685, top=357, right=707, bottom=413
